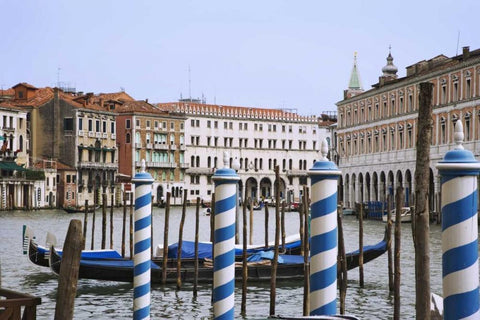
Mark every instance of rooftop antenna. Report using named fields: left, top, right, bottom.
left=57, top=67, right=61, bottom=87
left=188, top=65, right=191, bottom=100
left=456, top=31, right=460, bottom=56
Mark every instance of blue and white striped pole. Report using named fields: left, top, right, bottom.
left=212, top=151, right=239, bottom=320
left=132, top=159, right=154, bottom=320
left=436, top=120, right=480, bottom=320
left=308, top=139, right=341, bottom=315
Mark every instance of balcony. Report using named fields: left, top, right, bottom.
left=77, top=162, right=118, bottom=170
left=170, top=144, right=176, bottom=150
left=138, top=161, right=176, bottom=168
left=180, top=163, right=190, bottom=168
left=146, top=143, right=153, bottom=149
left=180, top=144, right=186, bottom=150
left=88, top=131, right=95, bottom=137
left=2, top=126, right=14, bottom=132
left=102, top=133, right=108, bottom=139
left=78, top=130, right=84, bottom=137
left=285, top=169, right=307, bottom=177
left=111, top=133, right=116, bottom=139
left=135, top=143, right=142, bottom=149
left=154, top=143, right=168, bottom=150
left=95, top=132, right=102, bottom=138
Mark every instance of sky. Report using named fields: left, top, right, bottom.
left=1, top=1, right=480, bottom=116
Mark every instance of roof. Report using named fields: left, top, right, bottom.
left=116, top=100, right=167, bottom=115
left=12, top=82, right=38, bottom=90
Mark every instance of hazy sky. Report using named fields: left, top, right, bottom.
left=2, top=1, right=479, bottom=115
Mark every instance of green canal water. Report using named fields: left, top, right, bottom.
left=0, top=207, right=446, bottom=319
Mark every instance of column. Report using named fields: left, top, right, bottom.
left=308, top=139, right=341, bottom=315
left=212, top=152, right=239, bottom=320
left=132, top=160, right=154, bottom=320
left=436, top=121, right=480, bottom=319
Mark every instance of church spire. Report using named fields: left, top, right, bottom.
left=348, top=52, right=362, bottom=90
left=344, top=52, right=364, bottom=99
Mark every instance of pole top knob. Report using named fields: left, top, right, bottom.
left=454, top=120, right=464, bottom=150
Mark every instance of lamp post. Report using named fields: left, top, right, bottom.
left=232, top=157, right=241, bottom=245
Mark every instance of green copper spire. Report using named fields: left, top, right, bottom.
left=348, top=52, right=362, bottom=90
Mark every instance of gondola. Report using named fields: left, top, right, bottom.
left=48, top=228, right=387, bottom=283
left=28, top=240, right=122, bottom=267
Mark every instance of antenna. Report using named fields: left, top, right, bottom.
left=57, top=67, right=61, bottom=87
left=188, top=65, right=191, bottom=100
left=456, top=31, right=460, bottom=56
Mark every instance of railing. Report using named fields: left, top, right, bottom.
left=0, top=288, right=41, bottom=320
left=146, top=143, right=153, bottom=149
left=153, top=143, right=168, bottom=150
left=95, top=132, right=102, bottom=138
left=141, top=161, right=176, bottom=168
left=78, top=130, right=84, bottom=136
left=102, top=133, right=108, bottom=139
left=179, top=163, right=190, bottom=168
left=111, top=133, right=116, bottom=140
left=170, top=145, right=176, bottom=150
left=77, top=162, right=118, bottom=169
left=135, top=143, right=142, bottom=149
left=88, top=131, right=94, bottom=137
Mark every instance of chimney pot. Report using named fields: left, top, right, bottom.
left=463, top=46, right=470, bottom=59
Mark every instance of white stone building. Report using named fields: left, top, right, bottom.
left=157, top=101, right=336, bottom=205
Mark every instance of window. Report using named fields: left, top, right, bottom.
left=126, top=119, right=131, bottom=129
left=214, top=121, right=218, bottom=128
left=407, top=95, right=413, bottom=112
left=136, top=119, right=140, bottom=127
left=96, top=120, right=100, bottom=132
left=111, top=122, right=115, bottom=134
left=453, top=82, right=459, bottom=101
left=78, top=118, right=83, bottom=130
left=224, top=122, right=228, bottom=129
left=88, top=119, right=93, bottom=131
left=64, top=118, right=73, bottom=131
left=440, top=119, right=446, bottom=144
left=466, top=79, right=471, bottom=99
left=126, top=133, right=131, bottom=143
left=171, top=122, right=174, bottom=130
left=441, top=85, right=447, bottom=104
left=207, top=120, right=211, bottom=128
left=67, top=175, right=71, bottom=183
left=103, top=121, right=107, bottom=133
left=146, top=120, right=151, bottom=128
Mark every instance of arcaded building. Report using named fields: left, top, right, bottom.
left=336, top=46, right=480, bottom=214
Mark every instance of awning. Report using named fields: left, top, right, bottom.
left=0, top=162, right=26, bottom=171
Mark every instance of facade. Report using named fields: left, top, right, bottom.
left=336, top=46, right=480, bottom=213
left=157, top=101, right=336, bottom=205
left=115, top=99, right=186, bottom=205
left=1, top=84, right=119, bottom=208
left=0, top=103, right=33, bottom=209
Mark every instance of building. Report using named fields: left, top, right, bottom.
left=0, top=103, right=32, bottom=209
left=336, top=46, right=480, bottom=213
left=156, top=101, right=336, bottom=205
left=1, top=84, right=119, bottom=207
left=115, top=99, right=186, bottom=205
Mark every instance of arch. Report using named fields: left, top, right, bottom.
left=372, top=172, right=378, bottom=201
left=338, top=175, right=344, bottom=204
left=260, top=177, right=272, bottom=199
left=387, top=170, right=394, bottom=196
left=344, top=174, right=350, bottom=207
left=380, top=171, right=386, bottom=204
left=358, top=173, right=364, bottom=203
left=351, top=173, right=356, bottom=206
left=429, top=167, right=435, bottom=213
left=157, top=185, right=164, bottom=205
left=365, top=172, right=371, bottom=203
left=245, top=177, right=258, bottom=202
left=405, top=169, right=413, bottom=206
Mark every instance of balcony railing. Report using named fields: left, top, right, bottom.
left=135, top=143, right=142, bottom=149
left=137, top=161, right=176, bottom=168
left=154, top=143, right=168, bottom=150
left=111, top=133, right=116, bottom=139
left=170, top=145, right=176, bottom=150
left=78, top=130, right=84, bottom=136
left=95, top=132, right=102, bottom=138
left=102, top=133, right=108, bottom=139
left=146, top=143, right=153, bottom=149
left=179, top=163, right=190, bottom=168
left=77, top=162, right=118, bottom=169
left=88, top=131, right=95, bottom=137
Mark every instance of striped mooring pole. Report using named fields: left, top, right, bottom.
left=436, top=120, right=480, bottom=320
left=132, top=159, right=154, bottom=320
left=308, top=139, right=341, bottom=315
left=212, top=151, right=240, bottom=320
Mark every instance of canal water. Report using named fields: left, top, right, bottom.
left=0, top=207, right=446, bottom=319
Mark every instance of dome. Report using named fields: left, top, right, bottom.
left=382, top=51, right=398, bottom=77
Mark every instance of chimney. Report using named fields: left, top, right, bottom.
left=463, top=46, right=470, bottom=59
left=99, top=98, right=104, bottom=108
left=145, top=98, right=148, bottom=103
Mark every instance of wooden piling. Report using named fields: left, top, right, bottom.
left=162, top=192, right=171, bottom=285
left=110, top=194, right=114, bottom=250
left=101, top=194, right=107, bottom=250
left=151, top=195, right=154, bottom=257
left=83, top=200, right=88, bottom=250
left=129, top=192, right=134, bottom=260
left=210, top=193, right=215, bottom=243
left=414, top=82, right=433, bottom=319
left=54, top=219, right=83, bottom=320
left=249, top=197, right=253, bottom=245
left=193, top=197, right=200, bottom=297
left=264, top=201, right=269, bottom=248
left=241, top=196, right=248, bottom=316
left=176, top=190, right=188, bottom=289
left=394, top=186, right=404, bottom=320
left=281, top=200, right=286, bottom=252
left=269, top=166, right=281, bottom=316
left=121, top=191, right=127, bottom=258
left=90, top=201, right=96, bottom=250
left=299, top=196, right=305, bottom=257
left=387, top=193, right=394, bottom=292
left=302, top=186, right=310, bottom=316
left=337, top=205, right=347, bottom=315
left=358, top=202, right=364, bottom=288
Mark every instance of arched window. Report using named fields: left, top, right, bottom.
left=126, top=133, right=131, bottom=143
left=19, top=135, right=23, bottom=151
left=207, top=156, right=211, bottom=168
